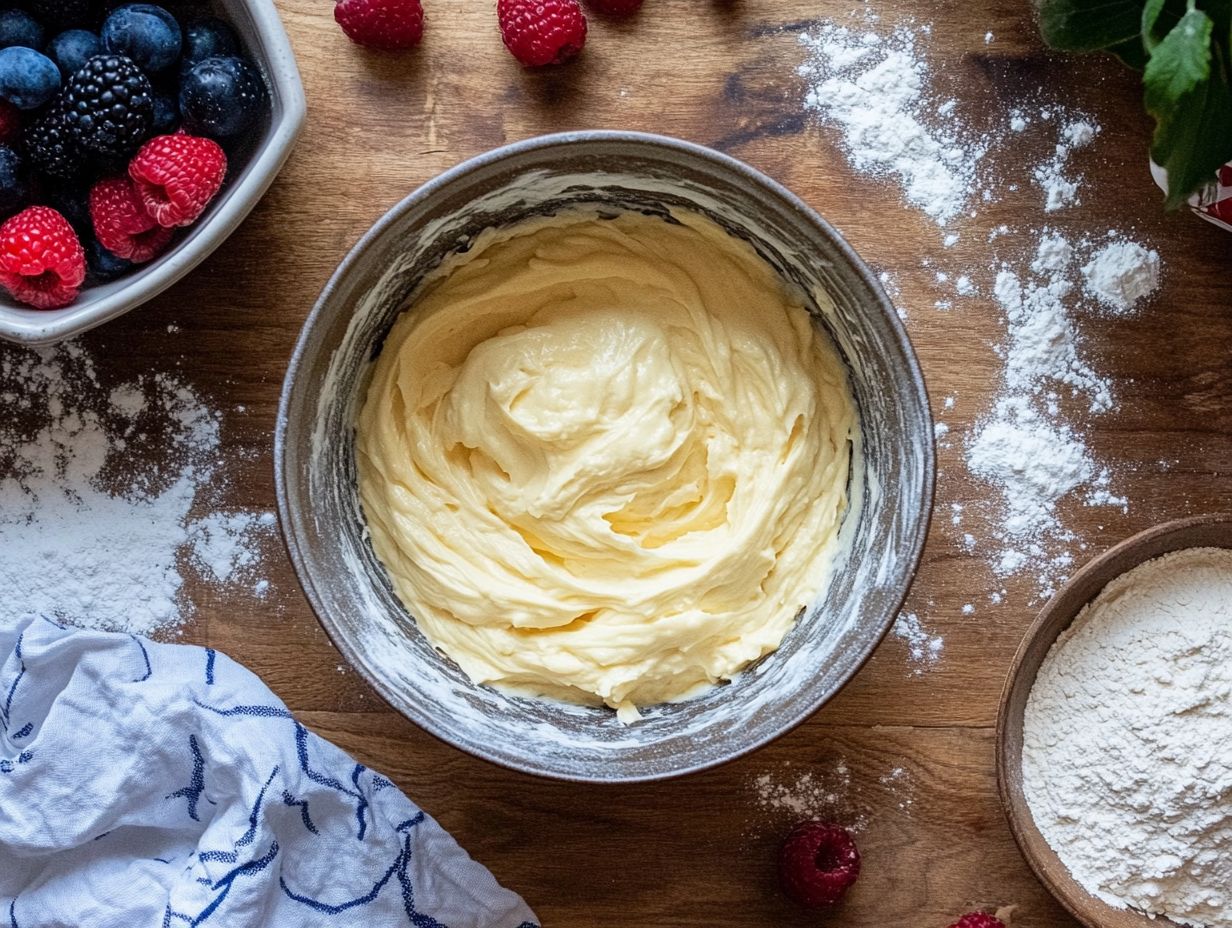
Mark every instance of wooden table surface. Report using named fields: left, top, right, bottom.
left=9, top=0, right=1232, bottom=925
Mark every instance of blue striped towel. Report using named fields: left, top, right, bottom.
left=0, top=615, right=539, bottom=928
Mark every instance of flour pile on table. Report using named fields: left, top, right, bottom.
left=0, top=342, right=276, bottom=634
left=797, top=19, right=1162, bottom=597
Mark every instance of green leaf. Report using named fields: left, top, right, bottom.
left=1144, top=8, right=1213, bottom=114
left=1143, top=0, right=1187, bottom=50
left=1149, top=54, right=1232, bottom=206
left=1037, top=0, right=1147, bottom=51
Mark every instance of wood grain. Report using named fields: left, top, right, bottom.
left=6, top=1, right=1232, bottom=925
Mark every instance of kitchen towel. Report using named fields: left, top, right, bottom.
left=0, top=614, right=539, bottom=928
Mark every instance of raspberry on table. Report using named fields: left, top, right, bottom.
left=334, top=0, right=424, bottom=51
left=0, top=205, right=86, bottom=309
left=948, top=914, right=1007, bottom=928
left=778, top=820, right=861, bottom=908
left=89, top=175, right=171, bottom=262
left=128, top=132, right=226, bottom=227
left=62, top=53, right=155, bottom=159
left=498, top=0, right=587, bottom=67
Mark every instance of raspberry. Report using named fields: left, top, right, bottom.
left=498, top=0, right=586, bottom=67
left=0, top=100, right=20, bottom=143
left=89, top=175, right=172, bottom=262
left=586, top=0, right=642, bottom=14
left=0, top=206, right=86, bottom=309
left=947, top=915, right=1006, bottom=928
left=778, top=821, right=861, bottom=908
left=128, top=133, right=226, bottom=227
left=334, top=0, right=424, bottom=50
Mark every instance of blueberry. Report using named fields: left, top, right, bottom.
left=180, top=17, right=238, bottom=74
left=151, top=88, right=177, bottom=132
left=179, top=55, right=264, bottom=138
left=85, top=236, right=133, bottom=281
left=0, top=10, right=45, bottom=50
left=46, top=29, right=102, bottom=75
left=101, top=4, right=181, bottom=72
left=0, top=46, right=60, bottom=109
left=0, top=144, right=29, bottom=217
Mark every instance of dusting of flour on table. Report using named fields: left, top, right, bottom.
left=797, top=24, right=983, bottom=224
left=892, top=611, right=943, bottom=673
left=0, top=343, right=277, bottom=635
left=1033, top=119, right=1099, bottom=211
left=1023, top=547, right=1232, bottom=928
left=795, top=15, right=1164, bottom=599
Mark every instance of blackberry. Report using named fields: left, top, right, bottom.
left=62, top=53, right=153, bottom=159
left=22, top=105, right=84, bottom=181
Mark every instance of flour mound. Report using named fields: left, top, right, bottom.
left=0, top=343, right=276, bottom=635
left=1023, top=548, right=1232, bottom=928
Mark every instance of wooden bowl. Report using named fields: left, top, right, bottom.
left=996, top=513, right=1232, bottom=928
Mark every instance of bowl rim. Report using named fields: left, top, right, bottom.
left=0, top=0, right=307, bottom=347
left=995, top=512, right=1232, bottom=927
left=274, top=129, right=936, bottom=782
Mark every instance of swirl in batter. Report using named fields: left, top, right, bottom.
left=357, top=210, right=855, bottom=722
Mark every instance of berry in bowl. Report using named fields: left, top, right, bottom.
left=0, top=0, right=304, bottom=345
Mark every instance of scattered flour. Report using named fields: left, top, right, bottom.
left=797, top=25, right=984, bottom=224
left=893, top=611, right=944, bottom=673
left=1023, top=548, right=1232, bottom=928
left=794, top=16, right=1164, bottom=600
left=1033, top=119, right=1099, bottom=211
left=189, top=511, right=278, bottom=584
left=1082, top=240, right=1162, bottom=313
left=0, top=343, right=276, bottom=635
left=752, top=761, right=855, bottom=821
left=994, top=236, right=1113, bottom=414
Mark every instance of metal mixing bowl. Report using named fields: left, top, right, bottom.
left=275, top=132, right=934, bottom=782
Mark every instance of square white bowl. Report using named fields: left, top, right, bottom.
left=0, top=0, right=306, bottom=346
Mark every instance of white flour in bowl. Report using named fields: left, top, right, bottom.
left=1022, top=547, right=1232, bottom=928
left=0, top=342, right=277, bottom=635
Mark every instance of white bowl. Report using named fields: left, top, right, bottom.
left=0, top=0, right=306, bottom=346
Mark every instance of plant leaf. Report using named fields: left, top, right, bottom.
left=1144, top=8, right=1213, bottom=115
left=1037, top=0, right=1147, bottom=52
left=1150, top=54, right=1232, bottom=206
left=1143, top=0, right=1187, bottom=49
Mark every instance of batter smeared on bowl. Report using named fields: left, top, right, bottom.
left=356, top=209, right=855, bottom=722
